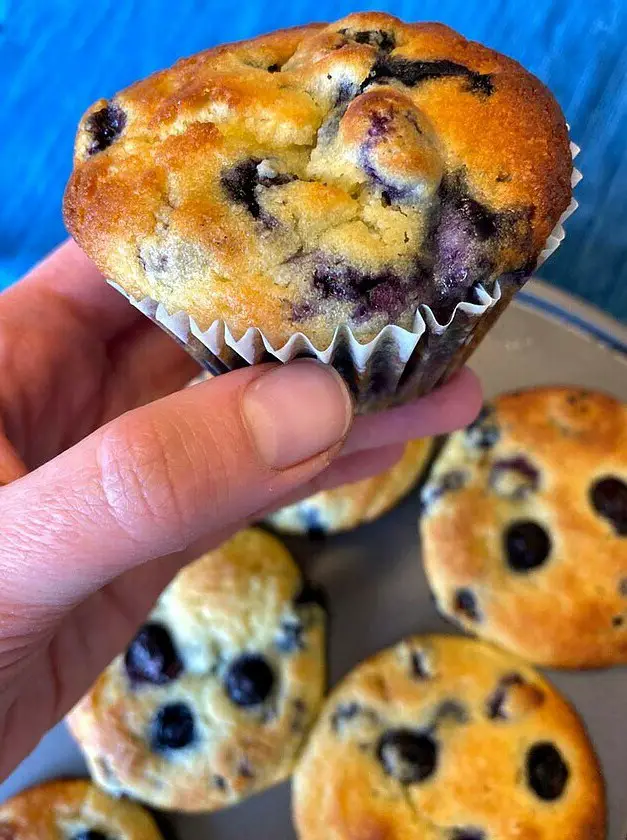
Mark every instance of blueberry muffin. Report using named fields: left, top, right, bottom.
left=420, top=387, right=627, bottom=668
left=67, top=529, right=327, bottom=812
left=293, top=635, right=605, bottom=840
left=64, top=13, right=572, bottom=405
left=267, top=438, right=433, bottom=535
left=0, top=779, right=162, bottom=839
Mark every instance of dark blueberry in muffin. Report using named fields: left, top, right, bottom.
left=225, top=654, right=275, bottom=707
left=526, top=742, right=570, bottom=801
left=377, top=729, right=438, bottom=784
left=72, top=832, right=110, bottom=840
left=331, top=702, right=361, bottom=733
left=451, top=831, right=486, bottom=840
left=366, top=56, right=493, bottom=95
left=436, top=700, right=468, bottom=724
left=221, top=158, right=263, bottom=218
left=420, top=470, right=467, bottom=512
left=339, top=27, right=396, bottom=52
left=85, top=103, right=126, bottom=155
left=590, top=476, right=627, bottom=536
left=489, top=456, right=540, bottom=500
left=124, top=622, right=183, bottom=686
left=465, top=406, right=500, bottom=449
left=454, top=588, right=481, bottom=621
left=410, top=650, right=432, bottom=679
left=151, top=703, right=196, bottom=752
left=276, top=617, right=305, bottom=653
left=300, top=506, right=327, bottom=539
left=267, top=63, right=281, bottom=73
left=504, top=521, right=551, bottom=572
left=486, top=673, right=524, bottom=720
left=294, top=580, right=328, bottom=611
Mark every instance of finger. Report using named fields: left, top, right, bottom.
left=0, top=430, right=28, bottom=486
left=3, top=240, right=140, bottom=342
left=0, top=361, right=353, bottom=615
left=341, top=367, right=482, bottom=456
left=101, top=318, right=201, bottom=421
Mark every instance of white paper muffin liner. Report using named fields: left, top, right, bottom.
left=109, top=143, right=581, bottom=413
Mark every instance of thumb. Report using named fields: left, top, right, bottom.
left=0, top=360, right=352, bottom=615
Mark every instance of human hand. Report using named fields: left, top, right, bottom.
left=0, top=240, right=481, bottom=779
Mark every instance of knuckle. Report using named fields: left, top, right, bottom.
left=96, top=414, right=193, bottom=549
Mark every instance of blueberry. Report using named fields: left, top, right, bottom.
left=221, top=159, right=263, bottom=218
left=124, top=622, right=183, bottom=686
left=490, top=456, right=540, bottom=500
left=294, top=581, right=328, bottom=611
left=299, top=506, right=327, bottom=540
left=339, top=28, right=396, bottom=52
left=267, top=63, right=281, bottom=73
left=365, top=57, right=493, bottom=95
left=276, top=617, right=305, bottom=653
left=451, top=831, right=486, bottom=840
left=72, top=833, right=110, bottom=840
left=331, top=702, right=361, bottom=732
left=85, top=103, right=126, bottom=155
left=377, top=729, right=438, bottom=784
left=420, top=470, right=467, bottom=512
left=150, top=703, right=196, bottom=752
left=526, top=742, right=569, bottom=801
left=436, top=700, right=468, bottom=724
left=505, top=521, right=551, bottom=573
left=213, top=775, right=227, bottom=791
left=225, top=654, right=275, bottom=707
left=465, top=406, right=500, bottom=450
left=454, top=588, right=481, bottom=622
left=486, top=673, right=525, bottom=720
left=410, top=650, right=431, bottom=679
left=590, top=477, right=627, bottom=536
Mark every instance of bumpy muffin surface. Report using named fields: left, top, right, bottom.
left=267, top=437, right=433, bottom=535
left=0, top=779, right=162, bottom=839
left=420, top=387, right=627, bottom=668
left=293, top=635, right=605, bottom=840
left=67, top=529, right=327, bottom=812
left=64, top=13, right=571, bottom=347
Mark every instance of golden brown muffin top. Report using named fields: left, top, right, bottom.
left=0, top=779, right=162, bottom=839
left=293, top=635, right=605, bottom=840
left=420, top=387, right=627, bottom=668
left=67, top=529, right=326, bottom=812
left=65, top=12, right=572, bottom=347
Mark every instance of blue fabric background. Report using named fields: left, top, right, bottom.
left=1, top=0, right=626, bottom=318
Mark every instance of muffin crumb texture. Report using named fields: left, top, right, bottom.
left=64, top=12, right=571, bottom=347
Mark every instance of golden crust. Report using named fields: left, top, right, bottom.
left=0, top=779, right=162, bottom=839
left=64, top=13, right=571, bottom=348
left=293, top=635, right=606, bottom=840
left=268, top=437, right=433, bottom=534
left=67, top=529, right=326, bottom=812
left=421, top=387, right=627, bottom=668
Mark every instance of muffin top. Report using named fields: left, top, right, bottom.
left=64, top=12, right=572, bottom=348
left=0, top=779, right=162, bottom=839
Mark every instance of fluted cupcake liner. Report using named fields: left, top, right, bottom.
left=109, top=144, right=580, bottom=414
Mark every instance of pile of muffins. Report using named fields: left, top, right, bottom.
left=5, top=11, right=624, bottom=840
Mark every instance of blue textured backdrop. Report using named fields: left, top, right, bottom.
left=1, top=0, right=626, bottom=319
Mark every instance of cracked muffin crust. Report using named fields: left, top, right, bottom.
left=64, top=12, right=571, bottom=349
left=293, top=635, right=605, bottom=840
left=267, top=437, right=433, bottom=535
left=420, top=387, right=627, bottom=668
left=0, top=779, right=162, bottom=839
left=67, top=529, right=327, bottom=812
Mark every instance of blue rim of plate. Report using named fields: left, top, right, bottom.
left=516, top=288, right=627, bottom=357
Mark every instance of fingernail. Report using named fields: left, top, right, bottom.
left=242, top=361, right=352, bottom=469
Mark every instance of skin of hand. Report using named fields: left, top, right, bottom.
left=0, top=240, right=482, bottom=780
